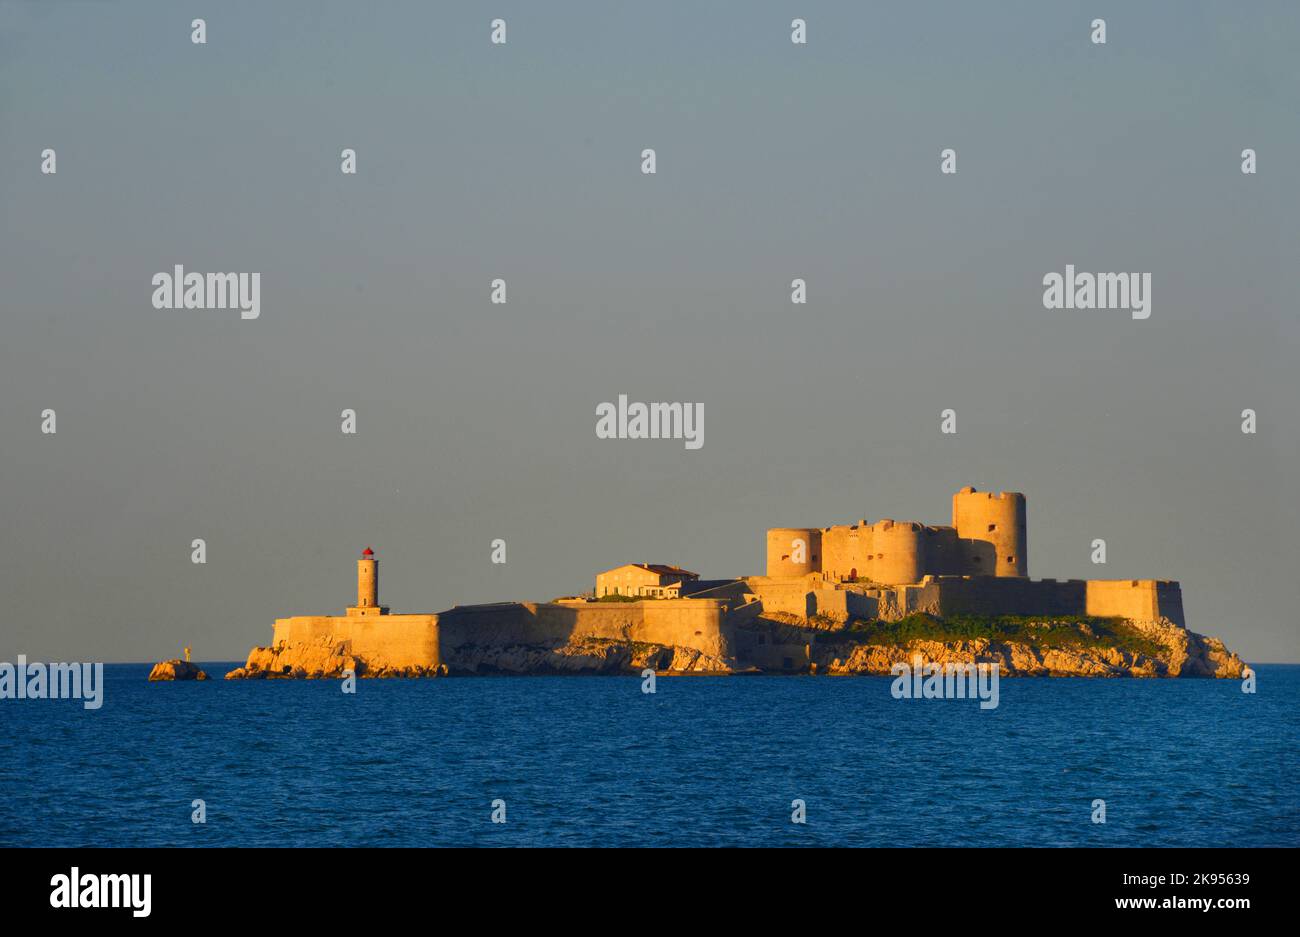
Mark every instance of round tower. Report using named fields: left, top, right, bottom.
left=952, top=487, right=1027, bottom=577
left=357, top=547, right=378, bottom=607
left=868, top=520, right=925, bottom=584
left=766, top=528, right=821, bottom=577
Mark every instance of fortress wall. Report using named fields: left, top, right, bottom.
left=434, top=603, right=567, bottom=649
left=1086, top=580, right=1185, bottom=627
left=766, top=528, right=821, bottom=577
left=272, top=614, right=441, bottom=669
left=390, top=600, right=733, bottom=664
left=810, top=589, right=877, bottom=622
left=739, top=573, right=1184, bottom=629
left=273, top=616, right=323, bottom=646
left=637, top=600, right=731, bottom=656
left=922, top=526, right=964, bottom=576
left=533, top=600, right=646, bottom=643
left=1086, top=581, right=1155, bottom=621
left=931, top=577, right=1086, bottom=618
left=758, top=589, right=815, bottom=617
left=743, top=576, right=817, bottom=617
left=952, top=488, right=1027, bottom=577
left=820, top=524, right=872, bottom=582
left=746, top=577, right=937, bottom=622
left=1155, top=582, right=1186, bottom=628
left=899, top=581, right=944, bottom=616
left=955, top=537, right=998, bottom=577
left=536, top=599, right=732, bottom=657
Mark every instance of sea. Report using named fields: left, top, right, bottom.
left=1, top=663, right=1295, bottom=847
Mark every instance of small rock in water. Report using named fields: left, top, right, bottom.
left=148, top=659, right=208, bottom=681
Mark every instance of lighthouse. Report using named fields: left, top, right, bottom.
left=348, top=547, right=388, bottom=617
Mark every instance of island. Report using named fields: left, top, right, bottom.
left=148, top=657, right=208, bottom=681
left=220, top=488, right=1246, bottom=680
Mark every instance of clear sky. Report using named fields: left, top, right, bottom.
left=1, top=1, right=1296, bottom=663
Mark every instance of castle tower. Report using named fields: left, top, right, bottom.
left=867, top=520, right=925, bottom=584
left=348, top=547, right=387, bottom=616
left=952, top=487, right=1027, bottom=577
left=766, top=528, right=821, bottom=577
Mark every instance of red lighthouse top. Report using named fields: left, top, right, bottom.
left=361, top=547, right=374, bottom=557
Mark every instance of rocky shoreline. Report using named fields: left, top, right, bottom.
left=211, top=615, right=1246, bottom=680
left=220, top=635, right=733, bottom=679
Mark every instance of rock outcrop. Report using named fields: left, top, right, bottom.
left=1123, top=618, right=1246, bottom=677
left=446, top=639, right=733, bottom=675
left=148, top=659, right=208, bottom=681
left=223, top=637, right=445, bottom=679
left=807, top=618, right=1246, bottom=678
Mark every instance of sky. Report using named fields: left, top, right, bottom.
left=1, top=1, right=1296, bottom=663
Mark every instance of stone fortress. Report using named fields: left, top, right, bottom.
left=221, top=486, right=1218, bottom=679
left=769, top=487, right=1029, bottom=582
left=753, top=487, right=1186, bottom=628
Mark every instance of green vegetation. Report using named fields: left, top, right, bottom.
left=840, top=613, right=1166, bottom=657
left=594, top=593, right=642, bottom=603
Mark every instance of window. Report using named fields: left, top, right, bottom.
left=988, top=523, right=997, bottom=532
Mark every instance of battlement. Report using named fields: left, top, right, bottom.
left=768, top=488, right=1027, bottom=583
left=955, top=486, right=1024, bottom=501
left=761, top=487, right=1185, bottom=627
left=744, top=574, right=1186, bottom=629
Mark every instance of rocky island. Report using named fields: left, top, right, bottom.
left=148, top=658, right=208, bottom=681
left=219, top=488, right=1247, bottom=681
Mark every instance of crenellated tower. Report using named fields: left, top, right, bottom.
left=951, top=487, right=1027, bottom=578
left=765, top=487, right=1029, bottom=582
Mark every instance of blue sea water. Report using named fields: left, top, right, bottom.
left=0, top=664, right=1295, bottom=847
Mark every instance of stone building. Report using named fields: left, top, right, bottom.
left=757, top=487, right=1184, bottom=627
left=766, top=487, right=1027, bottom=584
left=595, top=563, right=699, bottom=597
